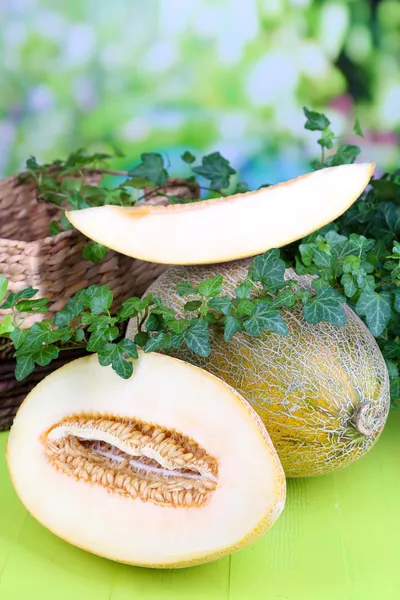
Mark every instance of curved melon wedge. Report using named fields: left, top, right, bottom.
left=7, top=353, right=285, bottom=568
left=67, top=162, right=374, bottom=265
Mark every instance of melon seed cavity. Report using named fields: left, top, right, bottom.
left=42, top=414, right=218, bottom=508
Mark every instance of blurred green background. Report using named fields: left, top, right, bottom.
left=1, top=0, right=399, bottom=186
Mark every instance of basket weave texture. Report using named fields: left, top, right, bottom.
left=0, top=173, right=197, bottom=430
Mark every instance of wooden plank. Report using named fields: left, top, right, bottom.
left=0, top=412, right=398, bottom=599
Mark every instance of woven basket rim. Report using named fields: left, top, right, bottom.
left=0, top=228, right=78, bottom=248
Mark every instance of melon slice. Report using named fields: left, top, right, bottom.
left=66, top=163, right=374, bottom=265
left=7, top=352, right=285, bottom=568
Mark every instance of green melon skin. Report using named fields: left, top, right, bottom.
left=126, top=260, right=390, bottom=478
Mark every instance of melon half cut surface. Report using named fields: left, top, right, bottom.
left=67, top=163, right=374, bottom=265
left=7, top=353, right=285, bottom=568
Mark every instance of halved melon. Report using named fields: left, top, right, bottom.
left=66, top=163, right=374, bottom=265
left=7, top=352, right=285, bottom=568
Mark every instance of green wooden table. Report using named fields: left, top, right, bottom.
left=0, top=411, right=399, bottom=600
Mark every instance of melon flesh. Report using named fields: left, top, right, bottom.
left=127, top=262, right=390, bottom=477
left=66, top=163, right=374, bottom=265
left=7, top=352, right=285, bottom=568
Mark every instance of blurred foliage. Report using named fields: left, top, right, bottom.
left=0, top=0, right=399, bottom=185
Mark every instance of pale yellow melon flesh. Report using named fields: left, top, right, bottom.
left=7, top=352, right=285, bottom=568
left=66, top=163, right=374, bottom=265
left=127, top=263, right=390, bottom=477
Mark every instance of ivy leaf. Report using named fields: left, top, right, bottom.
left=87, top=329, right=108, bottom=352
left=378, top=202, right=400, bottom=234
left=145, top=331, right=171, bottom=353
left=0, top=275, right=7, bottom=304
left=341, top=273, right=358, bottom=298
left=356, top=291, right=392, bottom=336
left=303, top=288, right=347, bottom=326
left=181, top=151, right=196, bottom=164
left=184, top=319, right=210, bottom=357
left=177, top=282, right=199, bottom=296
left=15, top=298, right=49, bottom=313
left=184, top=300, right=202, bottom=312
left=249, top=250, right=285, bottom=287
left=165, top=319, right=190, bottom=334
left=235, top=282, right=252, bottom=299
left=26, top=156, right=40, bottom=170
left=347, top=234, right=375, bottom=257
left=299, top=243, right=314, bottom=266
left=55, top=297, right=83, bottom=327
left=89, top=285, right=113, bottom=315
left=318, top=128, right=334, bottom=149
left=1, top=286, right=38, bottom=309
left=145, top=313, right=162, bottom=331
left=15, top=355, right=35, bottom=381
left=208, top=296, right=232, bottom=315
left=134, top=331, right=149, bottom=347
left=244, top=302, right=288, bottom=336
left=327, top=144, right=361, bottom=166
left=224, top=315, right=243, bottom=341
left=128, top=153, right=168, bottom=185
left=303, top=107, right=330, bottom=131
left=198, top=275, right=223, bottom=298
left=17, top=322, right=56, bottom=355
left=111, top=353, right=134, bottom=379
left=353, top=118, right=364, bottom=137
left=0, top=314, right=14, bottom=335
left=171, top=331, right=186, bottom=349
left=98, top=343, right=118, bottom=366
left=48, top=220, right=61, bottom=236
left=83, top=243, right=108, bottom=264
left=192, top=152, right=236, bottom=189
left=236, top=299, right=255, bottom=316
left=33, top=344, right=60, bottom=367
left=393, top=290, right=400, bottom=313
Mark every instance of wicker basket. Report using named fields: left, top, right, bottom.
left=0, top=174, right=198, bottom=430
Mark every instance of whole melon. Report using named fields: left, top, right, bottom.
left=126, top=260, right=390, bottom=478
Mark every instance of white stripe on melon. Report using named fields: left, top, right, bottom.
left=67, top=163, right=374, bottom=265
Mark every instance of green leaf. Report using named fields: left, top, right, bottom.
left=208, top=296, right=232, bottom=315
left=184, top=300, right=202, bottom=312
left=128, top=153, right=168, bottom=186
left=347, top=234, right=375, bottom=256
left=270, top=287, right=297, bottom=309
left=312, top=246, right=333, bottom=269
left=370, top=179, right=400, bottom=200
left=244, top=302, right=288, bottom=336
left=48, top=220, right=61, bottom=236
left=55, top=297, right=83, bottom=327
left=15, top=355, right=35, bottom=381
left=393, top=289, right=400, bottom=313
left=181, top=151, right=196, bottom=164
left=236, top=299, right=255, bottom=316
left=164, top=319, right=190, bottom=334
left=145, top=331, right=171, bottom=353
left=117, top=339, right=138, bottom=359
left=60, top=212, right=73, bottom=231
left=0, top=314, right=14, bottom=335
left=17, top=322, right=56, bottom=355
left=83, top=243, right=108, bottom=264
left=10, top=328, right=27, bottom=350
left=327, top=144, right=361, bottom=166
left=26, top=156, right=40, bottom=170
left=235, top=182, right=249, bottom=193
left=177, top=282, right=199, bottom=296
left=111, top=353, right=134, bottom=379
left=89, top=285, right=113, bottom=315
left=235, top=282, right=252, bottom=299
left=382, top=341, right=400, bottom=360
left=134, top=331, right=149, bottom=347
left=145, top=313, right=162, bottom=331
left=192, top=152, right=236, bottom=189
left=0, top=275, right=8, bottom=303
left=1, top=286, right=38, bottom=309
left=87, top=329, right=108, bottom=352
left=379, top=202, right=400, bottom=234
left=390, top=377, right=400, bottom=404
left=356, top=291, right=392, bottom=336
left=171, top=331, right=186, bottom=349
left=341, top=273, right=358, bottom=298
left=224, top=315, right=243, bottom=341
left=303, top=288, right=347, bottom=326
left=15, top=298, right=49, bottom=313
left=249, top=250, right=285, bottom=287
left=198, top=275, right=223, bottom=298
left=353, top=118, right=364, bottom=137
left=303, top=107, right=330, bottom=131
left=33, top=344, right=59, bottom=367
left=317, top=128, right=334, bottom=149
left=184, top=319, right=210, bottom=357
left=74, top=328, right=85, bottom=342
left=299, top=243, right=314, bottom=266
left=98, top=343, right=118, bottom=366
